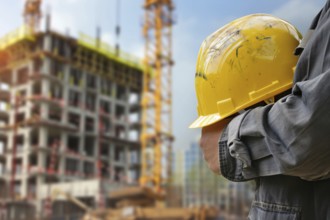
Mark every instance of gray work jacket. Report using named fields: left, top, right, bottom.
left=219, top=1, right=330, bottom=219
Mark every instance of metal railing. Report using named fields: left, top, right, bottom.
left=0, top=26, right=35, bottom=51
left=78, top=33, right=144, bottom=70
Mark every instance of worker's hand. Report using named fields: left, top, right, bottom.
left=200, top=117, right=232, bottom=175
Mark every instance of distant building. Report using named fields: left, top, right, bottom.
left=183, top=140, right=254, bottom=218
left=172, top=149, right=184, bottom=186
left=166, top=149, right=184, bottom=207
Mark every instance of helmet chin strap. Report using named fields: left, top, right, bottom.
left=238, top=110, right=246, bottom=114
left=238, top=96, right=275, bottom=115
left=264, top=97, right=275, bottom=105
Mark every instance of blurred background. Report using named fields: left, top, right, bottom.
left=0, top=0, right=324, bottom=219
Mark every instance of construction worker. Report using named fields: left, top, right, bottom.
left=190, top=9, right=330, bottom=220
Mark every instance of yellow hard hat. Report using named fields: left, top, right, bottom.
left=190, top=14, right=302, bottom=128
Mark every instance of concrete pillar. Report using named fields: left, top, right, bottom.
left=110, top=84, right=116, bottom=137
left=109, top=143, right=115, bottom=181
left=9, top=69, right=18, bottom=126
left=93, top=136, right=98, bottom=175
left=21, top=128, right=30, bottom=198
left=124, top=87, right=130, bottom=140
left=43, top=34, right=52, bottom=52
left=39, top=127, right=47, bottom=149
left=124, top=146, right=129, bottom=181
left=40, top=81, right=50, bottom=119
left=78, top=134, right=84, bottom=177
left=61, top=65, right=69, bottom=125
left=35, top=127, right=47, bottom=216
left=80, top=92, right=86, bottom=130
left=112, top=82, right=117, bottom=100
left=42, top=58, right=51, bottom=76
left=59, top=133, right=67, bottom=179
left=26, top=82, right=33, bottom=119
left=35, top=128, right=47, bottom=214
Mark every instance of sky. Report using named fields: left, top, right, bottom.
left=0, top=0, right=326, bottom=152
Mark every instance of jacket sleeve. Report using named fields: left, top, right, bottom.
left=223, top=69, right=330, bottom=181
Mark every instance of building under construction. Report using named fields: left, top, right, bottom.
left=0, top=22, right=144, bottom=219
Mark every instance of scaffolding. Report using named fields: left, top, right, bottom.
left=78, top=33, right=143, bottom=71
left=0, top=26, right=34, bottom=51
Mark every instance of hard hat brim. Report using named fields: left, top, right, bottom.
left=189, top=113, right=222, bottom=128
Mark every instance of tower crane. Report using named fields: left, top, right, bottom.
left=140, top=0, right=175, bottom=193
left=108, top=0, right=175, bottom=204
left=23, top=0, right=42, bottom=32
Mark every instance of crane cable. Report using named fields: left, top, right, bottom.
left=115, top=0, right=121, bottom=56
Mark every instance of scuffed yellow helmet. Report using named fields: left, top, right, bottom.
left=190, top=14, right=302, bottom=128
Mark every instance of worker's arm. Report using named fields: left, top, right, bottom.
left=200, top=118, right=233, bottom=175
left=221, top=69, right=330, bottom=181
left=220, top=3, right=330, bottom=181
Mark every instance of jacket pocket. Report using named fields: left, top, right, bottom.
left=248, top=201, right=301, bottom=220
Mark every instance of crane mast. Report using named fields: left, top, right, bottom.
left=140, top=0, right=174, bottom=192
left=23, top=0, right=42, bottom=32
